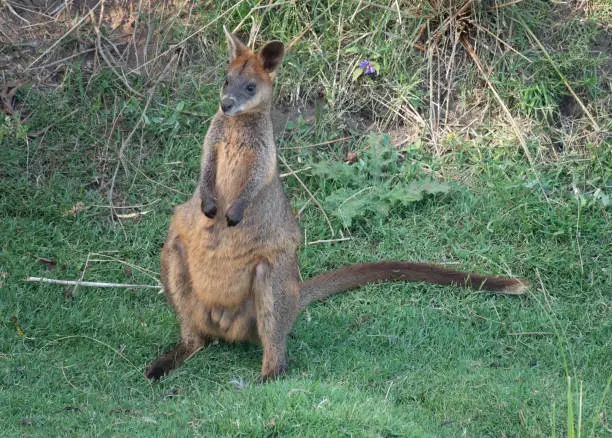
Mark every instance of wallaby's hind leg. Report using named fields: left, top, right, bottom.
left=253, top=255, right=300, bottom=382
left=145, top=236, right=206, bottom=380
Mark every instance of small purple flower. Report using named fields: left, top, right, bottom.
left=359, top=59, right=376, bottom=75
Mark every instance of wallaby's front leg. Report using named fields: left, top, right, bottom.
left=199, top=142, right=218, bottom=219
left=252, top=256, right=300, bottom=381
left=226, top=149, right=272, bottom=226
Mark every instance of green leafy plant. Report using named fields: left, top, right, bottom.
left=310, top=133, right=451, bottom=227
left=518, top=82, right=560, bottom=123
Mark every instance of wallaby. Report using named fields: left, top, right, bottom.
left=145, top=28, right=528, bottom=382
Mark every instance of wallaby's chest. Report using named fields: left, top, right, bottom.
left=214, top=141, right=256, bottom=203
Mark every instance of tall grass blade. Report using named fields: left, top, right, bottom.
left=567, top=376, right=575, bottom=438
left=514, top=10, right=601, bottom=131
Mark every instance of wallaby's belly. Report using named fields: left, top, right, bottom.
left=190, top=239, right=259, bottom=308
left=166, top=197, right=288, bottom=343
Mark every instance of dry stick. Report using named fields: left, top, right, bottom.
left=107, top=81, right=158, bottom=219
left=128, top=0, right=248, bottom=75
left=26, top=277, right=161, bottom=289
left=279, top=166, right=312, bottom=178
left=129, top=0, right=144, bottom=68
left=286, top=23, right=313, bottom=52
left=252, top=0, right=294, bottom=10
left=279, top=136, right=352, bottom=150
left=118, top=85, right=157, bottom=169
left=31, top=48, right=96, bottom=70
left=306, top=237, right=352, bottom=246
left=8, top=1, right=56, bottom=19
left=423, top=0, right=472, bottom=48
left=27, top=108, right=79, bottom=137
left=248, top=0, right=274, bottom=47
left=337, top=186, right=373, bottom=210
left=48, top=1, right=67, bottom=17
left=97, top=0, right=105, bottom=29
left=350, top=0, right=365, bottom=22
left=470, top=21, right=532, bottom=63
left=71, top=253, right=92, bottom=297
left=516, top=15, right=600, bottom=131
left=119, top=50, right=179, bottom=170
left=93, top=21, right=144, bottom=99
left=90, top=252, right=160, bottom=280
left=248, top=17, right=263, bottom=49
left=370, top=93, right=411, bottom=125
left=233, top=0, right=264, bottom=36
left=127, top=159, right=188, bottom=195
left=60, top=365, right=86, bottom=394
left=444, top=29, right=458, bottom=128
left=295, top=197, right=312, bottom=219
left=394, top=0, right=402, bottom=25
left=278, top=154, right=335, bottom=237
left=27, top=0, right=103, bottom=68
left=488, top=0, right=523, bottom=10
left=351, top=0, right=405, bottom=13
left=573, top=186, right=585, bottom=276
left=47, top=335, right=155, bottom=399
left=427, top=43, right=439, bottom=154
left=460, top=37, right=550, bottom=204
left=330, top=0, right=344, bottom=103
left=5, top=1, right=30, bottom=24
left=100, top=32, right=123, bottom=61
left=115, top=211, right=151, bottom=219
left=0, top=25, right=10, bottom=40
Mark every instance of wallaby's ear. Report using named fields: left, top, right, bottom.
left=223, top=25, right=247, bottom=62
left=258, top=41, right=285, bottom=73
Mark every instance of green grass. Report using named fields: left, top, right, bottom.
left=1, top=0, right=610, bottom=436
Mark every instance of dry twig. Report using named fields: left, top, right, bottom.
left=26, top=276, right=161, bottom=289
left=306, top=237, right=352, bottom=245
left=27, top=0, right=103, bottom=68
left=460, top=36, right=550, bottom=204
left=278, top=154, right=335, bottom=237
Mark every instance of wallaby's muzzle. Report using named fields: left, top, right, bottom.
left=221, top=97, right=235, bottom=114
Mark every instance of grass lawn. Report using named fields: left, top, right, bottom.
left=0, top=1, right=610, bottom=436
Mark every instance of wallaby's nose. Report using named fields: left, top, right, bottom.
left=221, top=97, right=235, bottom=113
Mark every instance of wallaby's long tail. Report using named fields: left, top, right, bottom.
left=298, top=261, right=528, bottom=308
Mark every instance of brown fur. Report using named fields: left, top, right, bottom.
left=145, top=31, right=528, bottom=382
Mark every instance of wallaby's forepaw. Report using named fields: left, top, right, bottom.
left=226, top=203, right=244, bottom=227
left=201, top=198, right=217, bottom=219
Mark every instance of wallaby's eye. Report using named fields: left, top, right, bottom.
left=223, top=76, right=229, bottom=87
left=246, top=83, right=256, bottom=94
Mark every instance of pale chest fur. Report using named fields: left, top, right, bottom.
left=214, top=141, right=256, bottom=207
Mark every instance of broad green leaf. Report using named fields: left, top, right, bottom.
left=352, top=68, right=364, bottom=82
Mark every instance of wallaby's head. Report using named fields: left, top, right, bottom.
left=220, top=26, right=284, bottom=116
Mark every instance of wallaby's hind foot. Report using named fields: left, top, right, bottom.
left=259, top=361, right=287, bottom=383
left=145, top=341, right=201, bottom=380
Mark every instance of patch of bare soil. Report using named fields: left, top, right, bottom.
left=271, top=101, right=318, bottom=137
left=0, top=1, right=188, bottom=93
